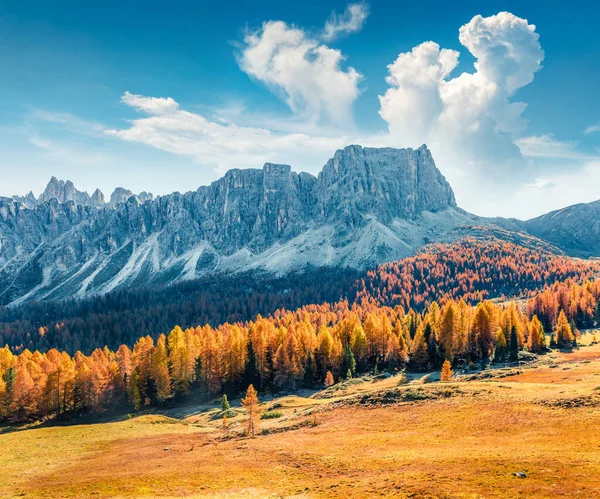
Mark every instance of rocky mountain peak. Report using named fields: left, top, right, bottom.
left=37, top=177, right=93, bottom=206
left=317, top=144, right=456, bottom=223
left=109, top=187, right=134, bottom=207
left=91, top=189, right=106, bottom=207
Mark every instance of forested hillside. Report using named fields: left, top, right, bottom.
left=354, top=238, right=597, bottom=310
left=0, top=238, right=596, bottom=356
left=1, top=274, right=598, bottom=423
left=0, top=268, right=360, bottom=354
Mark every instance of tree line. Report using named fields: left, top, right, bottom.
left=1, top=277, right=592, bottom=423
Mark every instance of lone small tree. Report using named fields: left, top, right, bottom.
left=556, top=310, right=574, bottom=348
left=221, top=394, right=230, bottom=412
left=324, top=371, right=335, bottom=387
left=440, top=360, right=454, bottom=382
left=241, top=384, right=260, bottom=438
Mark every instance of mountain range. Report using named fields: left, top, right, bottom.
left=1, top=144, right=597, bottom=306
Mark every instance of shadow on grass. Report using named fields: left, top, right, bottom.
left=0, top=391, right=222, bottom=435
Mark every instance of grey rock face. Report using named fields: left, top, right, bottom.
left=91, top=189, right=106, bottom=207
left=12, top=179, right=156, bottom=211
left=0, top=145, right=475, bottom=305
left=317, top=144, right=456, bottom=225
left=37, top=177, right=94, bottom=206
left=109, top=187, right=134, bottom=207
left=523, top=200, right=600, bottom=257
left=138, top=191, right=154, bottom=203
left=12, top=191, right=37, bottom=208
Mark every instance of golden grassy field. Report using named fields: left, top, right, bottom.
left=2, top=333, right=600, bottom=499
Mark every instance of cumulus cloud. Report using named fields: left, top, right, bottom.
left=237, top=20, right=361, bottom=125
left=323, top=2, right=369, bottom=41
left=378, top=12, right=545, bottom=214
left=106, top=92, right=347, bottom=174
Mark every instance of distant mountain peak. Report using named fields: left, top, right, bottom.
left=11, top=178, right=155, bottom=210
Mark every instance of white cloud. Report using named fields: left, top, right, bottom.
left=106, top=92, right=348, bottom=175
left=379, top=41, right=459, bottom=147
left=121, top=91, right=180, bottom=115
left=584, top=123, right=600, bottom=135
left=378, top=12, right=545, bottom=215
left=323, top=2, right=370, bottom=41
left=237, top=20, right=361, bottom=125
left=458, top=13, right=543, bottom=95
left=515, top=134, right=588, bottom=160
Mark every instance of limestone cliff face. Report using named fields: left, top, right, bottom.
left=0, top=145, right=466, bottom=305
left=317, top=144, right=456, bottom=225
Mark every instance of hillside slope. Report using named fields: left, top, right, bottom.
left=523, top=200, right=600, bottom=257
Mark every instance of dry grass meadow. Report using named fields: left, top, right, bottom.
left=2, top=332, right=600, bottom=499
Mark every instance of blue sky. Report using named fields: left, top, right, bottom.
left=0, top=0, right=598, bottom=218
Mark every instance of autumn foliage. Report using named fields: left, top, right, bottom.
left=526, top=279, right=600, bottom=331
left=440, top=360, right=453, bottom=382
left=354, top=238, right=597, bottom=311
left=1, top=238, right=595, bottom=357
left=0, top=289, right=581, bottom=423
left=241, top=384, right=260, bottom=437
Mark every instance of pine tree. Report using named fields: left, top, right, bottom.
left=351, top=324, right=368, bottom=369
left=409, top=327, right=429, bottom=371
left=264, top=346, right=275, bottom=391
left=341, top=343, right=356, bottom=378
left=303, top=351, right=315, bottom=387
left=439, top=303, right=458, bottom=361
left=324, top=371, right=334, bottom=387
left=528, top=315, right=546, bottom=353
left=473, top=304, right=494, bottom=360
left=221, top=394, right=230, bottom=412
left=1, top=367, right=16, bottom=417
left=243, top=338, right=261, bottom=390
left=594, top=302, right=600, bottom=327
left=241, top=384, right=260, bottom=438
left=440, top=360, right=454, bottom=382
left=425, top=323, right=442, bottom=369
left=193, top=356, right=202, bottom=387
left=494, top=329, right=507, bottom=363
left=128, top=373, right=142, bottom=410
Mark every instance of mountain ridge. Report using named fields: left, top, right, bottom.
left=0, top=144, right=594, bottom=306
left=11, top=176, right=154, bottom=209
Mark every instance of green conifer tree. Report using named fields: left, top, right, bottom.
left=341, top=343, right=356, bottom=378
left=221, top=394, right=230, bottom=412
